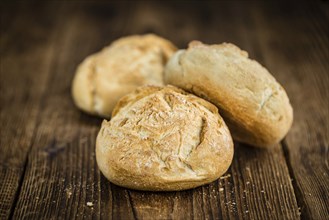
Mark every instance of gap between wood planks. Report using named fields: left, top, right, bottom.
left=281, top=140, right=305, bottom=217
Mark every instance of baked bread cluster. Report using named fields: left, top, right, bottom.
left=71, top=34, right=293, bottom=191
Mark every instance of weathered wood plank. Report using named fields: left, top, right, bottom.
left=0, top=2, right=63, bottom=219
left=10, top=2, right=134, bottom=219
left=250, top=2, right=329, bottom=219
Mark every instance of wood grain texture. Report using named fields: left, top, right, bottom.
left=248, top=2, right=329, bottom=219
left=0, top=1, right=327, bottom=220
left=0, top=2, right=62, bottom=219
left=10, top=2, right=122, bottom=219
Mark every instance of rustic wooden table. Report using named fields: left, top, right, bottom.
left=1, top=1, right=328, bottom=219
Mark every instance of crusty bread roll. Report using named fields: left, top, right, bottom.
left=164, top=41, right=293, bottom=148
left=72, top=34, right=177, bottom=118
left=96, top=85, right=234, bottom=191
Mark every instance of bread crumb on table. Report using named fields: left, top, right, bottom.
left=87, top=202, right=93, bottom=207
left=220, top=174, right=231, bottom=179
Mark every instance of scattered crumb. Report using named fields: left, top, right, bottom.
left=219, top=188, right=224, bottom=192
left=66, top=188, right=73, bottom=198
left=246, top=210, right=249, bottom=213
left=246, top=181, right=250, bottom=185
left=220, top=174, right=231, bottom=179
left=87, top=202, right=93, bottom=207
left=261, top=190, right=265, bottom=193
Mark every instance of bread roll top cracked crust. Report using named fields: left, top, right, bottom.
left=96, top=85, right=233, bottom=191
left=72, top=34, right=177, bottom=118
left=164, top=41, right=293, bottom=147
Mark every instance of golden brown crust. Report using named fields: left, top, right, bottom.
left=164, top=41, right=293, bottom=148
left=72, top=34, right=177, bottom=118
left=96, top=85, right=234, bottom=191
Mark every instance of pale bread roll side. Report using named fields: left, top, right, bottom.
left=72, top=34, right=177, bottom=118
left=96, top=85, right=234, bottom=191
left=164, top=41, right=293, bottom=147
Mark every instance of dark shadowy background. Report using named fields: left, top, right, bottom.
left=1, top=1, right=328, bottom=219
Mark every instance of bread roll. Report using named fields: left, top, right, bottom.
left=96, top=85, right=233, bottom=191
left=164, top=41, right=293, bottom=147
left=72, top=34, right=177, bottom=118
